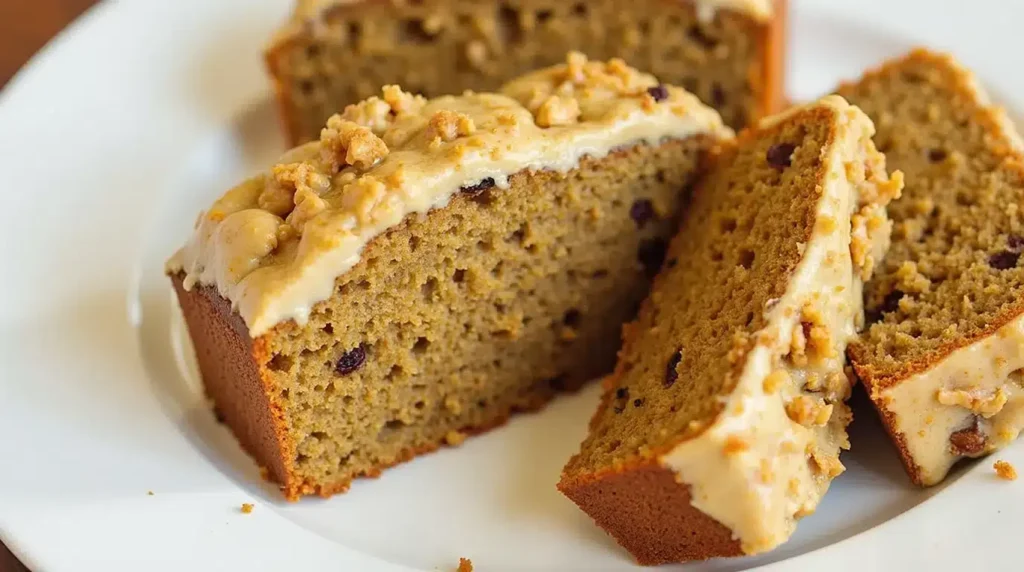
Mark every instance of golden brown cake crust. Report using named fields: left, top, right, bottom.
left=558, top=460, right=741, bottom=564
left=170, top=278, right=297, bottom=494
left=172, top=274, right=591, bottom=500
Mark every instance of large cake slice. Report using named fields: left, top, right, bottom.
left=839, top=49, right=1024, bottom=486
left=167, top=55, right=732, bottom=500
left=267, top=0, right=788, bottom=144
left=557, top=96, right=902, bottom=563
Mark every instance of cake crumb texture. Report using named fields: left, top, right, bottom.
left=241, top=503, right=255, bottom=514
left=267, top=0, right=787, bottom=143
left=558, top=96, right=899, bottom=563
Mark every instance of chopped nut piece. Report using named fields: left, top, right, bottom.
left=949, top=418, right=988, bottom=456
left=723, top=435, right=749, bottom=454
left=786, top=395, right=833, bottom=427
left=381, top=84, right=425, bottom=115
left=937, top=386, right=1008, bottom=418
left=286, top=187, right=328, bottom=232
left=994, top=460, right=1018, bottom=481
left=258, top=180, right=297, bottom=217
left=320, top=116, right=389, bottom=171
left=762, top=369, right=789, bottom=394
left=809, top=449, right=845, bottom=478
left=457, top=557, right=474, bottom=572
left=426, top=109, right=477, bottom=143
left=535, top=95, right=581, bottom=127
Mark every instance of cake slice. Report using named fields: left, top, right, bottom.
left=267, top=0, right=788, bottom=144
left=167, top=55, right=732, bottom=500
left=558, top=96, right=902, bottom=563
left=838, top=49, right=1024, bottom=486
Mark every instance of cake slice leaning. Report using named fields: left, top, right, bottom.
left=167, top=54, right=733, bottom=500
left=839, top=49, right=1024, bottom=486
left=558, top=95, right=902, bottom=563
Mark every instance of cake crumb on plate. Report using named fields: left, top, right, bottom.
left=240, top=503, right=254, bottom=514
left=457, top=557, right=473, bottom=572
left=994, top=460, right=1017, bottom=481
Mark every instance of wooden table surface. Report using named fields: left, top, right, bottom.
left=1, top=2, right=99, bottom=569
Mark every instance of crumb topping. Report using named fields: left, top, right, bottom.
left=937, top=386, right=1009, bottom=417
left=994, top=460, right=1018, bottom=481
left=168, top=54, right=731, bottom=335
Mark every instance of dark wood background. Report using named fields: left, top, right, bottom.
left=1, top=1, right=98, bottom=568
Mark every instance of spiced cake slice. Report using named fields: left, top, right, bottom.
left=558, top=96, right=902, bottom=564
left=267, top=0, right=788, bottom=144
left=167, top=55, right=733, bottom=500
left=838, top=49, right=1024, bottom=486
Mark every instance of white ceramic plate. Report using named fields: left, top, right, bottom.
left=2, top=0, right=1023, bottom=570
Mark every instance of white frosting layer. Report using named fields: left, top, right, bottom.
left=658, top=96, right=901, bottom=554
left=168, top=55, right=732, bottom=336
left=880, top=317, right=1024, bottom=485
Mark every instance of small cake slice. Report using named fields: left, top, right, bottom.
left=168, top=55, right=732, bottom=500
left=558, top=96, right=902, bottom=563
left=266, top=0, right=788, bottom=144
left=838, top=49, right=1024, bottom=486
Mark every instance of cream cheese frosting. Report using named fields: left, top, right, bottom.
left=167, top=54, right=732, bottom=336
left=879, top=317, right=1024, bottom=485
left=658, top=96, right=902, bottom=554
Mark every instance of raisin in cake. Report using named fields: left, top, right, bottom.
left=839, top=49, right=1024, bottom=486
left=558, top=96, right=902, bottom=563
left=167, top=55, right=732, bottom=500
left=267, top=0, right=787, bottom=144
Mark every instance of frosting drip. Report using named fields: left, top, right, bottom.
left=167, top=54, right=732, bottom=336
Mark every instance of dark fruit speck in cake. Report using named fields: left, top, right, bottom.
left=630, top=199, right=656, bottom=228
left=949, top=418, right=987, bottom=456
left=664, top=349, right=682, bottom=387
left=989, top=250, right=1020, bottom=270
left=638, top=239, right=668, bottom=278
left=1008, top=234, right=1024, bottom=251
left=766, top=143, right=796, bottom=169
left=335, top=346, right=366, bottom=375
left=646, top=84, right=669, bottom=102
left=461, top=178, right=496, bottom=195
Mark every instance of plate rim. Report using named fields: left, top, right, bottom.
left=2, top=0, right=1024, bottom=570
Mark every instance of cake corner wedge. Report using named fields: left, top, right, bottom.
left=557, top=94, right=903, bottom=563
left=264, top=0, right=788, bottom=145
left=167, top=54, right=733, bottom=500
left=838, top=48, right=1024, bottom=486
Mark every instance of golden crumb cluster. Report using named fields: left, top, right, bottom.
left=994, top=460, right=1018, bottom=481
